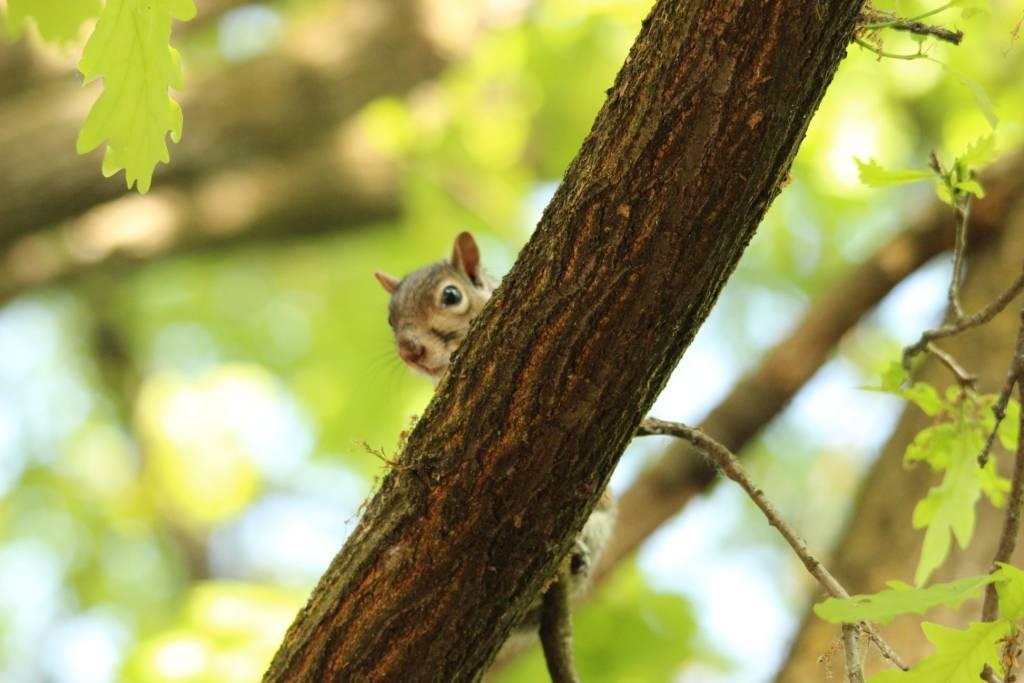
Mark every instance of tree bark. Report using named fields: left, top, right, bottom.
left=596, top=151, right=1024, bottom=584
left=263, top=1, right=863, bottom=681
left=775, top=166, right=1024, bottom=681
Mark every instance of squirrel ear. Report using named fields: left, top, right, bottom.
left=374, top=271, right=400, bottom=294
left=451, top=232, right=482, bottom=284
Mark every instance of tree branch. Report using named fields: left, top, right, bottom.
left=262, top=0, right=867, bottom=679
left=0, top=127, right=400, bottom=305
left=903, top=266, right=1024, bottom=368
left=981, top=664, right=1005, bottom=683
left=982, top=305, right=1024, bottom=622
left=540, top=575, right=581, bottom=683
left=843, top=624, right=866, bottom=683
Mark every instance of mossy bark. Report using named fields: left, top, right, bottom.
left=264, top=0, right=864, bottom=680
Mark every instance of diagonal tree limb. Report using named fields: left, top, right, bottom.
left=262, top=0, right=867, bottom=679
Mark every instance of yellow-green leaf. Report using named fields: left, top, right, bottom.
left=814, top=574, right=996, bottom=625
left=871, top=621, right=1009, bottom=683
left=954, top=179, right=985, bottom=198
left=959, top=134, right=998, bottom=167
left=3, top=0, right=100, bottom=44
left=911, top=421, right=986, bottom=585
left=76, top=0, right=196, bottom=193
left=856, top=158, right=935, bottom=188
left=995, top=563, right=1024, bottom=621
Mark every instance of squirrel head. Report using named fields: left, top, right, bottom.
left=375, top=232, right=495, bottom=379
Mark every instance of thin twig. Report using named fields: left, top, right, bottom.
left=977, top=353, right=1021, bottom=467
left=927, top=342, right=978, bottom=388
left=948, top=195, right=972, bottom=320
left=539, top=574, right=581, bottom=683
left=981, top=664, right=1005, bottom=683
left=903, top=266, right=1024, bottom=369
left=862, top=18, right=963, bottom=45
left=842, top=624, right=866, bottom=683
left=854, top=36, right=929, bottom=61
left=859, top=6, right=964, bottom=45
left=982, top=306, right=1024, bottom=622
left=636, top=418, right=909, bottom=672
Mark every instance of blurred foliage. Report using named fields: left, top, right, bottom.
left=495, top=564, right=706, bottom=683
left=1, top=0, right=1023, bottom=682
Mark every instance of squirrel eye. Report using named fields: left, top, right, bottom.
left=440, top=285, right=463, bottom=307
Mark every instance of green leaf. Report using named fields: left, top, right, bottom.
left=903, top=382, right=943, bottom=417
left=978, top=458, right=1010, bottom=507
left=997, top=400, right=1020, bottom=451
left=855, top=158, right=936, bottom=188
left=905, top=423, right=957, bottom=469
left=873, top=360, right=910, bottom=393
left=871, top=620, right=1010, bottom=683
left=813, top=574, right=996, bottom=625
left=911, top=420, right=986, bottom=585
left=936, top=181, right=955, bottom=206
left=3, top=0, right=100, bottom=44
left=959, top=134, right=998, bottom=167
left=995, top=564, right=1024, bottom=621
left=76, top=0, right=197, bottom=193
left=954, top=179, right=985, bottom=198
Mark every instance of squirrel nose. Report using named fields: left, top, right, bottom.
left=397, top=337, right=425, bottom=364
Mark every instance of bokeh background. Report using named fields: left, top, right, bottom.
left=1, top=1, right=1023, bottom=681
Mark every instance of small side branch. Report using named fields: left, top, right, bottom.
left=903, top=266, right=1024, bottom=368
left=981, top=664, right=1005, bottom=683
left=540, top=575, right=581, bottom=683
left=866, top=18, right=964, bottom=45
left=976, top=349, right=1021, bottom=467
left=982, top=306, right=1024, bottom=622
left=636, top=418, right=907, bottom=673
left=859, top=7, right=964, bottom=46
left=945, top=189, right=971, bottom=320
left=843, top=624, right=866, bottom=683
left=928, top=342, right=978, bottom=388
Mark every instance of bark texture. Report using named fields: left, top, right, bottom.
left=263, top=0, right=864, bottom=680
left=596, top=151, right=1024, bottom=583
left=775, top=166, right=1024, bottom=681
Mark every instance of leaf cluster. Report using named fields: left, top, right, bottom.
left=872, top=362, right=1017, bottom=585
left=817, top=564, right=1024, bottom=682
left=855, top=133, right=998, bottom=207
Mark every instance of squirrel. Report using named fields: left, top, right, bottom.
left=375, top=231, right=616, bottom=625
